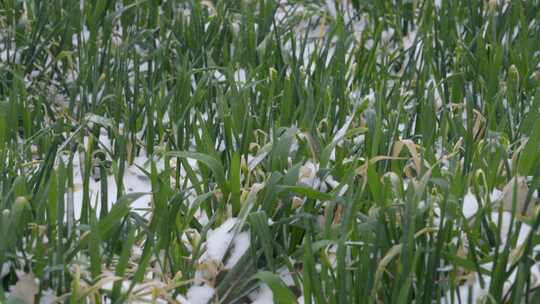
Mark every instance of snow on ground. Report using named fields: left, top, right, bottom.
left=184, top=284, right=215, bottom=304
left=440, top=186, right=539, bottom=303
left=6, top=2, right=533, bottom=303
left=186, top=218, right=252, bottom=302
left=225, top=231, right=250, bottom=269
left=462, top=191, right=479, bottom=219
left=67, top=154, right=153, bottom=218
left=442, top=262, right=540, bottom=303
left=201, top=218, right=238, bottom=263
left=196, top=218, right=251, bottom=271
left=59, top=144, right=200, bottom=220
left=0, top=262, right=10, bottom=279
left=249, top=284, right=274, bottom=304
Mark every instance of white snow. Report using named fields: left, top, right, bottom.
left=298, top=161, right=321, bottom=189
left=59, top=149, right=201, bottom=220
left=461, top=189, right=506, bottom=219
left=443, top=262, right=540, bottom=303
left=199, top=218, right=250, bottom=269
left=234, top=69, right=247, bottom=83
left=0, top=262, right=10, bottom=278
left=443, top=209, right=538, bottom=303
left=250, top=284, right=274, bottom=304
left=402, top=30, right=417, bottom=50
left=39, top=289, right=56, bottom=304
left=185, top=284, right=215, bottom=304
left=490, top=189, right=503, bottom=202
left=491, top=211, right=531, bottom=248
left=68, top=162, right=153, bottom=219
left=462, top=191, right=479, bottom=219
left=278, top=267, right=295, bottom=286
left=202, top=219, right=237, bottom=262
left=225, top=231, right=250, bottom=269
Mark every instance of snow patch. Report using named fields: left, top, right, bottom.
left=203, top=219, right=237, bottom=262
left=250, top=284, right=274, bottom=304
left=225, top=231, right=250, bottom=269
left=185, top=284, right=215, bottom=304
left=462, top=191, right=478, bottom=219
